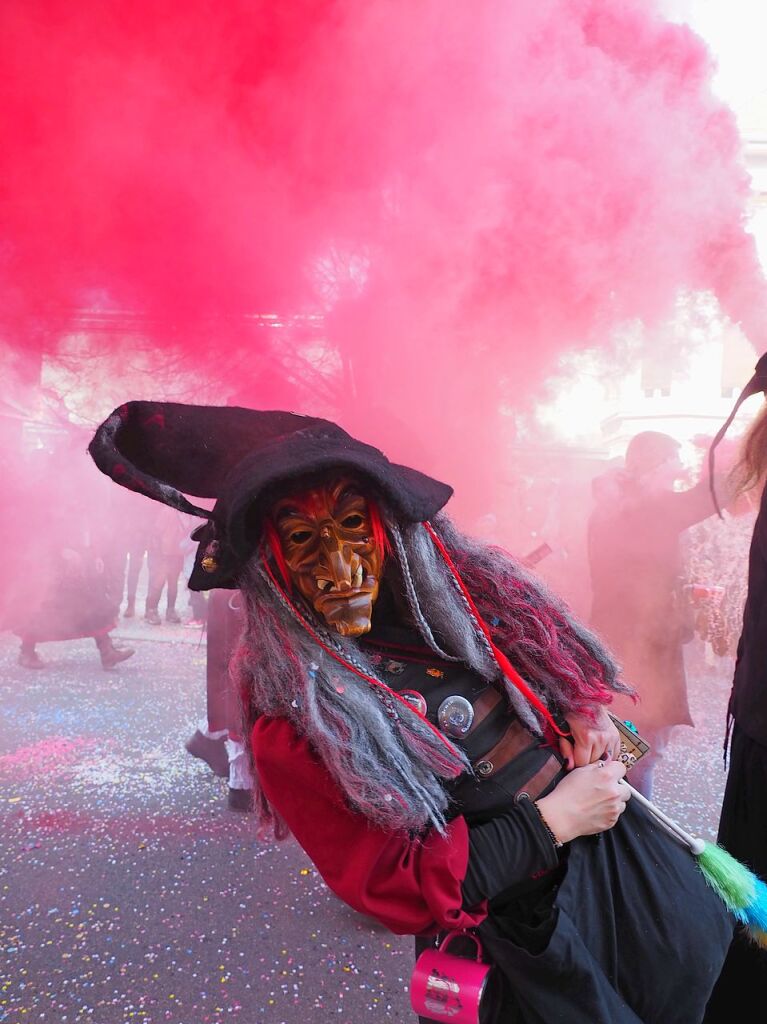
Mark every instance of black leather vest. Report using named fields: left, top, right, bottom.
left=360, top=625, right=565, bottom=826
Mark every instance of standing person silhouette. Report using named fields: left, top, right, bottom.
left=144, top=505, right=188, bottom=625
left=587, top=431, right=731, bottom=798
left=185, top=589, right=253, bottom=810
left=120, top=496, right=157, bottom=619
left=11, top=440, right=134, bottom=670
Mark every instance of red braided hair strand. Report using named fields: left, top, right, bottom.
left=421, top=520, right=569, bottom=739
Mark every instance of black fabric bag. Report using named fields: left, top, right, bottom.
left=457, top=799, right=733, bottom=1024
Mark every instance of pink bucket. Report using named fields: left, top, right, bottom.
left=410, top=930, right=492, bottom=1023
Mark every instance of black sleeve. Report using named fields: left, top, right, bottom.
left=461, top=794, right=561, bottom=908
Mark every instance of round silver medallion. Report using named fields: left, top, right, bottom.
left=437, top=695, right=474, bottom=737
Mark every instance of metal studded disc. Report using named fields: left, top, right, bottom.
left=399, top=690, right=428, bottom=716
left=384, top=660, right=405, bottom=675
left=437, top=695, right=474, bottom=737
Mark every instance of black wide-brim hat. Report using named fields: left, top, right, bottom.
left=88, top=401, right=453, bottom=590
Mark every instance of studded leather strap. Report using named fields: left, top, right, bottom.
left=465, top=686, right=503, bottom=735
left=472, top=719, right=562, bottom=802
left=472, top=720, right=535, bottom=778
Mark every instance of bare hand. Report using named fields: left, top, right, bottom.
left=558, top=706, right=621, bottom=770
left=536, top=759, right=630, bottom=843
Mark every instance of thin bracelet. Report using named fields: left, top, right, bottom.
left=533, top=800, right=564, bottom=849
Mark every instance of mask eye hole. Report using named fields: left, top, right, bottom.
left=341, top=514, right=364, bottom=529
left=290, top=530, right=312, bottom=544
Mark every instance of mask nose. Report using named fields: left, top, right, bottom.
left=320, top=526, right=353, bottom=590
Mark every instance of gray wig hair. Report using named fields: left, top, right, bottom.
left=233, top=511, right=628, bottom=839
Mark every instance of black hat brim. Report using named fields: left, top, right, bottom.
left=89, top=401, right=453, bottom=592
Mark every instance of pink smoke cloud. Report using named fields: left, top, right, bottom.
left=1, top=0, right=764, bottom=524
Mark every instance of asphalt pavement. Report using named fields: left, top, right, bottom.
left=0, top=611, right=737, bottom=1024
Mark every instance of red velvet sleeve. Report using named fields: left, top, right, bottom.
left=251, top=715, right=488, bottom=936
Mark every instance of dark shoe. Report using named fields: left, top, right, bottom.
left=185, top=730, right=229, bottom=778
left=101, top=646, right=135, bottom=669
left=18, top=650, right=45, bottom=669
left=123, top=603, right=135, bottom=618
left=144, top=609, right=161, bottom=626
left=228, top=787, right=252, bottom=812
left=165, top=609, right=181, bottom=624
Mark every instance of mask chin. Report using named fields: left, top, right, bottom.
left=317, top=592, right=376, bottom=637
left=331, top=617, right=372, bottom=638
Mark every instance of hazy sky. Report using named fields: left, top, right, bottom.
left=664, top=0, right=767, bottom=136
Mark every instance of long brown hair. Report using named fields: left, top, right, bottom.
left=730, top=399, right=767, bottom=498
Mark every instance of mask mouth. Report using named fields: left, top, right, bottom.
left=321, top=589, right=373, bottom=609
left=316, top=587, right=376, bottom=618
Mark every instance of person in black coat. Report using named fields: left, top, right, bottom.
left=703, top=360, right=767, bottom=1020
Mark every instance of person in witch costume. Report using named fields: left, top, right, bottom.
left=89, top=401, right=735, bottom=1024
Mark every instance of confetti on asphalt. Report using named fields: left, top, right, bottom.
left=0, top=616, right=734, bottom=1023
